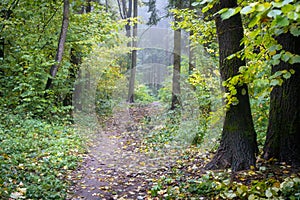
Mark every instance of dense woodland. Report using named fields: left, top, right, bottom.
left=0, top=0, right=300, bottom=199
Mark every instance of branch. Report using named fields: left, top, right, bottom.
left=116, top=0, right=124, bottom=19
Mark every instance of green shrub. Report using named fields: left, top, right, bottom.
left=134, top=84, right=156, bottom=104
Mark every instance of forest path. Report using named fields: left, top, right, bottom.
left=67, top=102, right=178, bottom=200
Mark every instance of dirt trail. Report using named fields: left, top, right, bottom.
left=67, top=102, right=176, bottom=200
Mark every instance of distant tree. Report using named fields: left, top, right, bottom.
left=116, top=0, right=132, bottom=41
left=188, top=0, right=196, bottom=75
left=263, top=33, right=300, bottom=166
left=127, top=0, right=138, bottom=103
left=205, top=0, right=258, bottom=171
left=170, top=0, right=183, bottom=110
left=45, top=0, right=69, bottom=90
left=144, top=0, right=159, bottom=26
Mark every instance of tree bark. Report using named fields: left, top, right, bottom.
left=127, top=0, right=137, bottom=103
left=205, top=0, right=257, bottom=171
left=188, top=32, right=195, bottom=75
left=45, top=0, right=69, bottom=90
left=188, top=0, right=195, bottom=75
left=263, top=33, right=300, bottom=166
left=171, top=0, right=182, bottom=110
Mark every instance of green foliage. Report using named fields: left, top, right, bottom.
left=171, top=8, right=218, bottom=57
left=134, top=84, right=156, bottom=104
left=96, top=66, right=127, bottom=116
left=73, top=43, right=130, bottom=120
left=0, top=110, right=84, bottom=199
left=174, top=0, right=300, bottom=152
left=0, top=0, right=124, bottom=119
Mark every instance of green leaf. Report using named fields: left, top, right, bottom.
left=255, top=3, right=271, bottom=12
left=273, top=53, right=282, bottom=60
left=290, top=26, right=300, bottom=36
left=281, top=51, right=293, bottom=62
left=249, top=29, right=260, bottom=38
left=290, top=55, right=300, bottom=64
left=241, top=88, right=246, bottom=95
left=268, top=44, right=282, bottom=52
left=287, top=12, right=299, bottom=20
left=271, top=70, right=283, bottom=79
left=202, top=3, right=213, bottom=13
left=281, top=4, right=294, bottom=13
left=274, top=16, right=290, bottom=27
left=267, top=9, right=282, bottom=18
left=290, top=69, right=296, bottom=74
left=249, top=15, right=261, bottom=28
left=220, top=7, right=241, bottom=20
left=283, top=72, right=291, bottom=79
left=272, top=0, right=293, bottom=8
left=270, top=79, right=280, bottom=86
left=199, top=0, right=211, bottom=5
left=240, top=6, right=254, bottom=15
left=191, top=2, right=200, bottom=7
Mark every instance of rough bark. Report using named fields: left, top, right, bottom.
left=45, top=0, right=69, bottom=90
left=127, top=0, right=137, bottom=103
left=205, top=0, right=257, bottom=172
left=171, top=0, right=182, bottom=110
left=263, top=33, right=300, bottom=166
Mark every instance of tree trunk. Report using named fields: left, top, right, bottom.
left=63, top=48, right=81, bottom=106
left=263, top=33, right=300, bottom=166
left=127, top=0, right=137, bottom=103
left=188, top=0, right=195, bottom=75
left=45, top=0, right=69, bottom=90
left=64, top=0, right=94, bottom=106
left=188, top=32, right=195, bottom=75
left=205, top=0, right=257, bottom=172
left=105, top=0, right=108, bottom=12
left=171, top=0, right=182, bottom=110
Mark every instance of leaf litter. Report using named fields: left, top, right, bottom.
left=67, top=102, right=184, bottom=200
left=67, top=102, right=300, bottom=200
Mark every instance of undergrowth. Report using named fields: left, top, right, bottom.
left=149, top=147, right=300, bottom=199
left=0, top=109, right=84, bottom=199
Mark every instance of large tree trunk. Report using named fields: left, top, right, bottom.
left=127, top=0, right=137, bottom=103
left=45, top=0, right=69, bottom=90
left=171, top=0, right=182, bottom=110
left=205, top=0, right=257, bottom=172
left=263, top=33, right=300, bottom=166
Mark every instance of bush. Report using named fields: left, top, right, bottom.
left=134, top=84, right=156, bottom=104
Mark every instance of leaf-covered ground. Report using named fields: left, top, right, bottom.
left=67, top=103, right=300, bottom=200
left=0, top=112, right=84, bottom=199
left=67, top=102, right=179, bottom=199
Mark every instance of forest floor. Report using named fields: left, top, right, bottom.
left=66, top=103, right=300, bottom=200
left=66, top=102, right=192, bottom=200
